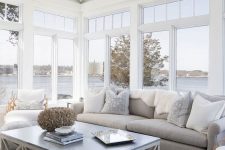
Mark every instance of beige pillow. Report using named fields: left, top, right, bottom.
left=84, top=88, right=105, bottom=113
left=186, top=95, right=225, bottom=134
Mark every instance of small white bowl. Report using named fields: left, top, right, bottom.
left=55, top=126, right=74, bottom=135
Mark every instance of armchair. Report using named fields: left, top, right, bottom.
left=4, top=89, right=48, bottom=125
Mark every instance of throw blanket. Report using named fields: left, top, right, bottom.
left=130, top=89, right=178, bottom=114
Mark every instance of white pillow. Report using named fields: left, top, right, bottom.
left=186, top=95, right=225, bottom=134
left=154, top=90, right=178, bottom=114
left=83, top=88, right=105, bottom=113
left=17, top=89, right=45, bottom=102
left=15, top=100, right=45, bottom=110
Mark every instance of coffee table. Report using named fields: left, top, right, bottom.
left=0, top=122, right=160, bottom=150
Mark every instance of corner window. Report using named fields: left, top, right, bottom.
left=110, top=35, right=130, bottom=88
left=0, top=30, right=19, bottom=104
left=0, top=2, right=19, bottom=22
left=143, top=31, right=169, bottom=89
left=88, top=39, right=105, bottom=89
left=176, top=26, right=209, bottom=92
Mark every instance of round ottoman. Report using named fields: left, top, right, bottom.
left=0, top=121, right=33, bottom=131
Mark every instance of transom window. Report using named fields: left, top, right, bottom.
left=143, top=0, right=209, bottom=24
left=33, top=10, right=76, bottom=33
left=88, top=11, right=130, bottom=33
left=0, top=2, right=19, bottom=22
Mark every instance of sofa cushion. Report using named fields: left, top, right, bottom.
left=77, top=113, right=146, bottom=130
left=4, top=110, right=42, bottom=124
left=127, top=119, right=207, bottom=148
left=129, top=98, right=154, bottom=119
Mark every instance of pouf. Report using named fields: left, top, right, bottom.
left=0, top=121, right=33, bottom=131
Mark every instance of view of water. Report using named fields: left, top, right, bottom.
left=0, top=76, right=208, bottom=104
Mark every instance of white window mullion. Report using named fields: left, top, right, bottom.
left=104, top=35, right=110, bottom=87
left=52, top=35, right=58, bottom=101
left=169, top=26, right=177, bottom=91
left=18, top=31, right=23, bottom=89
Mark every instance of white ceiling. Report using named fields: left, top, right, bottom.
left=74, top=0, right=92, bottom=3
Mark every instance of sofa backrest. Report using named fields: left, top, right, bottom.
left=129, top=98, right=155, bottom=119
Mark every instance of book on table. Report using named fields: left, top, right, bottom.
left=44, top=131, right=83, bottom=145
left=43, top=136, right=83, bottom=145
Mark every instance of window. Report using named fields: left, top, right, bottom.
left=113, top=13, right=122, bottom=29
left=180, top=0, right=194, bottom=18
left=122, top=12, right=130, bottom=27
left=89, top=19, right=96, bottom=33
left=143, top=7, right=154, bottom=24
left=33, top=35, right=52, bottom=99
left=167, top=2, right=179, bottom=20
left=176, top=26, right=209, bottom=92
left=155, top=4, right=166, bottom=22
left=33, top=11, right=75, bottom=33
left=0, top=2, right=19, bottom=22
left=88, top=39, right=105, bottom=89
left=0, top=30, right=18, bottom=104
left=143, top=31, right=169, bottom=89
left=195, top=0, right=209, bottom=16
left=143, top=0, right=209, bottom=24
left=57, top=39, right=74, bottom=100
left=105, top=15, right=112, bottom=30
left=88, top=11, right=130, bottom=33
left=110, top=35, right=130, bottom=88
left=96, top=17, right=104, bottom=32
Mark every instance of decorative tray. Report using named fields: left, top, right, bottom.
left=92, top=130, right=135, bottom=145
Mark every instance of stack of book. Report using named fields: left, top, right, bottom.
left=44, top=131, right=83, bottom=145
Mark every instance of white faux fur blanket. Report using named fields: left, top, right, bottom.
left=130, top=89, right=178, bottom=114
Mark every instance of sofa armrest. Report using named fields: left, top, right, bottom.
left=70, top=102, right=84, bottom=119
left=208, top=117, right=225, bottom=150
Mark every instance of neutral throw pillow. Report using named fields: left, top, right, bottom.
left=186, top=95, right=225, bottom=134
left=101, top=89, right=129, bottom=115
left=194, top=91, right=225, bottom=117
left=154, top=90, right=178, bottom=115
left=15, top=89, right=45, bottom=110
left=167, top=92, right=193, bottom=127
left=15, top=100, right=45, bottom=110
left=84, top=88, right=105, bottom=113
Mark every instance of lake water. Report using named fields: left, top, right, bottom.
left=0, top=76, right=208, bottom=104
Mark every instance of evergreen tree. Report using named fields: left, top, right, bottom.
left=110, top=34, right=168, bottom=88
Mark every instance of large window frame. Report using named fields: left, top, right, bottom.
left=139, top=0, right=209, bottom=91
left=0, top=0, right=22, bottom=96
left=33, top=9, right=77, bottom=102
left=84, top=9, right=131, bottom=90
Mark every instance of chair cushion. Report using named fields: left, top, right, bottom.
left=1, top=121, right=33, bottom=131
left=129, top=98, right=154, bottom=119
left=77, top=113, right=146, bottom=130
left=127, top=119, right=207, bottom=148
left=4, top=110, right=42, bottom=124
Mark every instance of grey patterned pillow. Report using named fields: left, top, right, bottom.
left=101, top=89, right=129, bottom=115
left=167, top=92, right=193, bottom=128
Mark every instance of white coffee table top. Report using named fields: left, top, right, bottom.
left=0, top=121, right=160, bottom=150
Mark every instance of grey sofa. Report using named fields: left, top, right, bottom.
left=71, top=98, right=225, bottom=150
